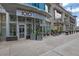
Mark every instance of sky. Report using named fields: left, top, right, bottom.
left=62, top=3, right=79, bottom=26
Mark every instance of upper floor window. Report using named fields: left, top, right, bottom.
left=32, top=3, right=39, bottom=8
left=29, top=3, right=50, bottom=13
left=45, top=4, right=49, bottom=12
left=55, top=10, right=61, bottom=19
left=32, top=3, right=45, bottom=11
left=10, top=15, right=16, bottom=21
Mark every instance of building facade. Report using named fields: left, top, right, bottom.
left=50, top=3, right=76, bottom=34
left=76, top=26, right=79, bottom=32
left=0, top=3, right=51, bottom=41
left=0, top=3, right=76, bottom=41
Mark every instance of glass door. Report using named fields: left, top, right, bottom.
left=26, top=24, right=32, bottom=39
left=19, top=25, right=25, bottom=39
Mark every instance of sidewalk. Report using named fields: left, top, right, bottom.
left=0, top=33, right=79, bottom=56
left=41, top=33, right=79, bottom=56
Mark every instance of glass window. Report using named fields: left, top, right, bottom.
left=26, top=18, right=32, bottom=22
left=0, top=14, right=2, bottom=36
left=10, top=23, right=16, bottom=36
left=40, top=20, right=42, bottom=24
left=32, top=3, right=45, bottom=11
left=10, top=15, right=16, bottom=21
left=18, top=16, right=25, bottom=22
left=32, top=3, right=39, bottom=8
left=39, top=3, right=45, bottom=10
left=2, top=27, right=6, bottom=36
left=45, top=4, right=48, bottom=12
left=35, top=19, right=39, bottom=23
left=55, top=10, right=61, bottom=19
left=0, top=14, right=6, bottom=37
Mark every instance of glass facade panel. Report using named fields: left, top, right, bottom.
left=39, top=3, right=45, bottom=10
left=0, top=14, right=2, bottom=36
left=0, top=14, right=6, bottom=37
left=18, top=16, right=25, bottom=22
left=31, top=3, right=45, bottom=10
left=28, top=3, right=49, bottom=12
left=9, top=23, right=16, bottom=36
left=45, top=4, right=48, bottom=12
left=26, top=18, right=32, bottom=22
left=10, top=15, right=16, bottom=21
left=19, top=25, right=25, bottom=38
left=32, top=3, right=39, bottom=8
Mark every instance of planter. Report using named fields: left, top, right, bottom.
left=37, top=33, right=42, bottom=40
left=44, top=34, right=46, bottom=36
left=6, top=36, right=17, bottom=41
left=26, top=35, right=30, bottom=39
left=31, top=33, right=42, bottom=40
left=47, top=33, right=49, bottom=36
left=65, top=32, right=68, bottom=35
left=31, top=33, right=35, bottom=40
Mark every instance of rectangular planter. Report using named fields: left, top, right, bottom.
left=6, top=36, right=17, bottom=41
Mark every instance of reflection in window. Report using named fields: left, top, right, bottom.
left=45, top=4, right=48, bottom=12
left=55, top=10, right=61, bottom=19
left=32, top=3, right=46, bottom=11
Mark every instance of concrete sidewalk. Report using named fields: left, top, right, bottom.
left=41, top=33, right=79, bottom=56
left=0, top=33, right=79, bottom=56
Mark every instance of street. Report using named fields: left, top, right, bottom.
left=0, top=33, right=79, bottom=56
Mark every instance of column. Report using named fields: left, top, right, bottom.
left=16, top=16, right=19, bottom=39
left=68, top=16, right=70, bottom=34
left=50, top=7, right=55, bottom=31
left=62, top=12, right=66, bottom=33
left=6, top=13, right=10, bottom=37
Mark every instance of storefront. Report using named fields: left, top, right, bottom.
left=0, top=5, right=6, bottom=40
left=0, top=3, right=51, bottom=41
left=0, top=13, right=6, bottom=40
left=6, top=9, right=44, bottom=40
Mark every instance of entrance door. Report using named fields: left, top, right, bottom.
left=19, top=24, right=25, bottom=39
left=26, top=24, right=32, bottom=39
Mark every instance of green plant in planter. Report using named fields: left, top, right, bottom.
left=31, top=29, right=36, bottom=35
left=36, top=28, right=42, bottom=35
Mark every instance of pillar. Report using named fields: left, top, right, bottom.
left=62, top=12, right=66, bottom=33
left=6, top=13, right=10, bottom=37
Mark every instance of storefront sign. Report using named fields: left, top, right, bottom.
left=16, top=10, right=33, bottom=16
left=16, top=10, right=46, bottom=20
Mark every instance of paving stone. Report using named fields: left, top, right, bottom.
left=0, top=33, right=78, bottom=56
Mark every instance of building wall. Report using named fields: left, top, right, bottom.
left=50, top=3, right=76, bottom=34
left=0, top=3, right=76, bottom=41
left=0, top=3, right=51, bottom=40
left=0, top=5, right=8, bottom=40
